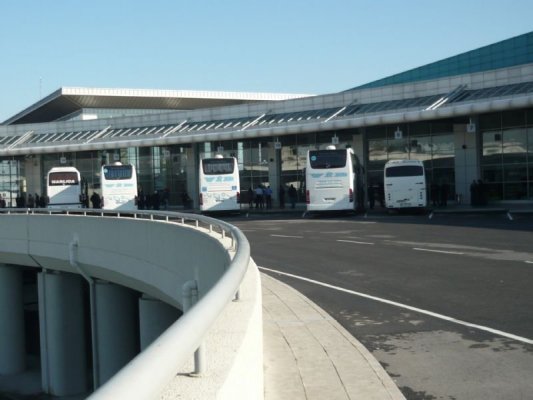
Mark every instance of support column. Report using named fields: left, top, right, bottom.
left=353, top=130, right=366, bottom=209
left=267, top=142, right=280, bottom=203
left=38, top=271, right=87, bottom=396
left=187, top=146, right=199, bottom=209
left=94, top=281, right=138, bottom=387
left=454, top=117, right=480, bottom=204
left=138, top=295, right=182, bottom=351
left=0, top=264, right=25, bottom=374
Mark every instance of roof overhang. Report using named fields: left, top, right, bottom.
left=3, top=87, right=313, bottom=125
left=3, top=94, right=533, bottom=157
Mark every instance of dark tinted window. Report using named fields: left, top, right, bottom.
left=48, top=172, right=79, bottom=186
left=309, top=150, right=347, bottom=169
left=385, top=165, right=424, bottom=177
left=103, top=165, right=133, bottom=180
left=202, top=158, right=235, bottom=175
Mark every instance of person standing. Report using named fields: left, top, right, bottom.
left=431, top=181, right=440, bottom=207
left=27, top=193, right=35, bottom=208
left=367, top=183, right=375, bottom=209
left=265, top=185, right=273, bottom=209
left=248, top=187, right=254, bottom=209
left=288, top=184, right=297, bottom=209
left=439, top=180, right=449, bottom=207
left=470, top=180, right=478, bottom=206
left=90, top=192, right=101, bottom=209
left=278, top=185, right=285, bottom=209
left=255, top=186, right=264, bottom=209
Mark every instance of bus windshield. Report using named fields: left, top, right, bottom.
left=103, top=165, right=133, bottom=180
left=202, top=158, right=235, bottom=175
left=309, top=150, right=347, bottom=169
left=48, top=172, right=79, bottom=186
left=385, top=165, right=424, bottom=177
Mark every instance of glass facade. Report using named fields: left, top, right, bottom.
left=355, top=31, right=533, bottom=89
left=480, top=109, right=533, bottom=201
left=57, top=108, right=176, bottom=122
left=0, top=159, right=24, bottom=207
left=3, top=109, right=533, bottom=208
left=367, top=122, right=455, bottom=204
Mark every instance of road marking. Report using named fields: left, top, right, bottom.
left=259, top=266, right=533, bottom=345
left=270, top=234, right=303, bottom=239
left=337, top=239, right=374, bottom=245
left=413, top=247, right=464, bottom=255
left=526, top=261, right=533, bottom=264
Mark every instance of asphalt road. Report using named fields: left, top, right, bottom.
left=226, top=212, right=533, bottom=400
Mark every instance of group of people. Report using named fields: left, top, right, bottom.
left=247, top=184, right=298, bottom=209
left=430, top=181, right=451, bottom=207
left=10, top=193, right=49, bottom=208
left=248, top=185, right=273, bottom=209
left=136, top=188, right=169, bottom=210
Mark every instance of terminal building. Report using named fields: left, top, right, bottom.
left=1, top=31, right=532, bottom=208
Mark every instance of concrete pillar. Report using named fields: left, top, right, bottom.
left=138, top=295, right=181, bottom=351
left=353, top=130, right=366, bottom=207
left=267, top=143, right=280, bottom=203
left=187, top=146, right=199, bottom=208
left=352, top=130, right=365, bottom=163
left=454, top=118, right=480, bottom=204
left=94, top=281, right=138, bottom=387
left=38, top=271, right=87, bottom=396
left=0, top=264, right=25, bottom=374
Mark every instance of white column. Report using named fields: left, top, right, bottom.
left=38, top=271, right=87, bottom=396
left=186, top=146, right=199, bottom=208
left=138, top=295, right=181, bottom=351
left=94, top=281, right=138, bottom=387
left=267, top=143, right=279, bottom=203
left=0, top=264, right=25, bottom=374
left=454, top=119, right=479, bottom=204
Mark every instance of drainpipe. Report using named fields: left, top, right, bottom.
left=69, top=237, right=100, bottom=390
left=182, top=279, right=205, bottom=376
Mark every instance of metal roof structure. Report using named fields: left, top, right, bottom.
left=3, top=87, right=313, bottom=125
left=2, top=80, right=533, bottom=156
left=352, top=31, right=533, bottom=90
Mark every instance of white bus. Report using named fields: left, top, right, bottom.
left=306, top=146, right=363, bottom=212
left=384, top=159, right=427, bottom=210
left=199, top=155, right=240, bottom=212
left=100, top=162, right=138, bottom=210
left=47, top=166, right=83, bottom=209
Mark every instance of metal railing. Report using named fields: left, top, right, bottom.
left=1, top=207, right=251, bottom=399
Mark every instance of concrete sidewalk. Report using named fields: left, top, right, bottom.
left=262, top=273, right=405, bottom=400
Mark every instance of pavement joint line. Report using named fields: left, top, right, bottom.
left=413, top=247, right=464, bottom=255
left=259, top=266, right=533, bottom=346
left=336, top=239, right=375, bottom=245
left=270, top=234, right=304, bottom=239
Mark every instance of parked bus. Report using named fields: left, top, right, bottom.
left=47, top=166, right=83, bottom=209
left=199, top=155, right=240, bottom=212
left=305, top=146, right=363, bottom=212
left=100, top=162, right=138, bottom=210
left=384, top=159, right=427, bottom=210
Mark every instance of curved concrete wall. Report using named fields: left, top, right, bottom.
left=0, top=214, right=231, bottom=307
left=0, top=212, right=263, bottom=399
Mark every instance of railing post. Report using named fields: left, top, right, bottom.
left=182, top=280, right=205, bottom=376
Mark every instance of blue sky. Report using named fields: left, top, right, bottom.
left=1, top=0, right=532, bottom=122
